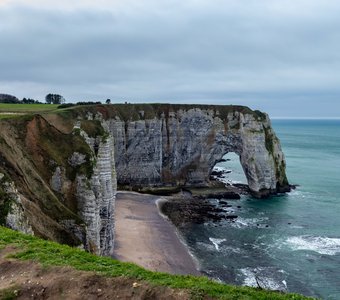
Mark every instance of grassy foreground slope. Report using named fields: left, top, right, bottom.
left=0, top=227, right=312, bottom=300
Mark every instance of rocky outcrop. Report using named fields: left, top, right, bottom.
left=76, top=131, right=116, bottom=255
left=107, top=105, right=289, bottom=197
left=0, top=174, right=33, bottom=235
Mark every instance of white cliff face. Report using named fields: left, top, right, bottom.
left=109, top=118, right=163, bottom=186
left=6, top=196, right=34, bottom=235
left=0, top=174, right=34, bottom=235
left=76, top=130, right=116, bottom=256
left=108, top=107, right=289, bottom=197
left=237, top=113, right=287, bottom=196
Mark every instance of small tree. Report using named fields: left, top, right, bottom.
left=45, top=94, right=65, bottom=104
left=106, top=99, right=111, bottom=104
left=0, top=94, right=19, bottom=103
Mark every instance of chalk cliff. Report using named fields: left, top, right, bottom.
left=108, top=104, right=289, bottom=197
left=0, top=104, right=289, bottom=253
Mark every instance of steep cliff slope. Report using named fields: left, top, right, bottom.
left=0, top=113, right=116, bottom=255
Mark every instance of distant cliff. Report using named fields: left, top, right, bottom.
left=0, top=104, right=290, bottom=253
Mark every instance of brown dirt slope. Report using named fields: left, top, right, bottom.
left=0, top=113, right=104, bottom=247
left=0, top=247, right=192, bottom=300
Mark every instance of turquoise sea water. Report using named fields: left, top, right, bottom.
left=180, top=119, right=340, bottom=299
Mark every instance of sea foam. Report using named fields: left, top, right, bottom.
left=286, top=236, right=340, bottom=255
left=239, top=267, right=287, bottom=291
left=209, top=238, right=227, bottom=251
left=229, top=217, right=269, bottom=229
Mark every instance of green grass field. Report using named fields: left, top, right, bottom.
left=0, top=104, right=59, bottom=113
left=0, top=226, right=313, bottom=300
left=0, top=114, right=22, bottom=120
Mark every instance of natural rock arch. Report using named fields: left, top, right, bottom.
left=108, top=105, right=290, bottom=198
left=211, top=152, right=248, bottom=185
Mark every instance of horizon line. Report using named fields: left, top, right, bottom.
left=271, top=117, right=340, bottom=120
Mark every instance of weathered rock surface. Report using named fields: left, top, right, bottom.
left=0, top=174, right=33, bottom=235
left=76, top=131, right=116, bottom=255
left=160, top=196, right=238, bottom=227
left=108, top=105, right=289, bottom=197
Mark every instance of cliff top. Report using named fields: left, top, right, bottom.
left=58, top=103, right=267, bottom=121
left=0, top=226, right=311, bottom=300
left=0, top=103, right=267, bottom=123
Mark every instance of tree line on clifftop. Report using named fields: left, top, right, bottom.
left=0, top=93, right=64, bottom=104
left=0, top=93, right=112, bottom=106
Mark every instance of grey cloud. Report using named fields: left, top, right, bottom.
left=0, top=1, right=340, bottom=117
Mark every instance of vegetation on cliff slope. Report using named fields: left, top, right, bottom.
left=0, top=111, right=109, bottom=246
left=0, top=227, right=313, bottom=300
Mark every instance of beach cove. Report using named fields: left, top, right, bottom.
left=113, top=192, right=200, bottom=276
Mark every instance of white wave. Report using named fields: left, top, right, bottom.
left=286, top=236, right=340, bottom=255
left=196, top=241, right=216, bottom=252
left=239, top=267, right=287, bottom=291
left=223, top=246, right=243, bottom=254
left=211, top=176, right=245, bottom=186
left=289, top=225, right=304, bottom=229
left=229, top=217, right=269, bottom=228
left=212, top=166, right=225, bottom=172
left=212, top=166, right=246, bottom=185
left=229, top=180, right=244, bottom=184
left=233, top=217, right=249, bottom=227
left=222, top=207, right=236, bottom=212
left=209, top=237, right=227, bottom=251
left=288, top=189, right=314, bottom=199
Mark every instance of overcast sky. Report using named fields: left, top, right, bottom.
left=1, top=0, right=339, bottom=118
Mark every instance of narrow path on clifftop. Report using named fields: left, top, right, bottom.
left=113, top=192, right=200, bottom=276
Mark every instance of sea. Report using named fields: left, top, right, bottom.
left=179, top=119, right=340, bottom=299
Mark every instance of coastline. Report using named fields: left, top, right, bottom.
left=113, top=191, right=200, bottom=276
left=155, top=197, right=202, bottom=272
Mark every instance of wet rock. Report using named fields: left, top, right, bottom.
left=160, top=196, right=239, bottom=227
left=225, top=215, right=238, bottom=220
left=211, top=170, right=224, bottom=177
left=216, top=158, right=227, bottom=163
left=196, top=191, right=241, bottom=200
